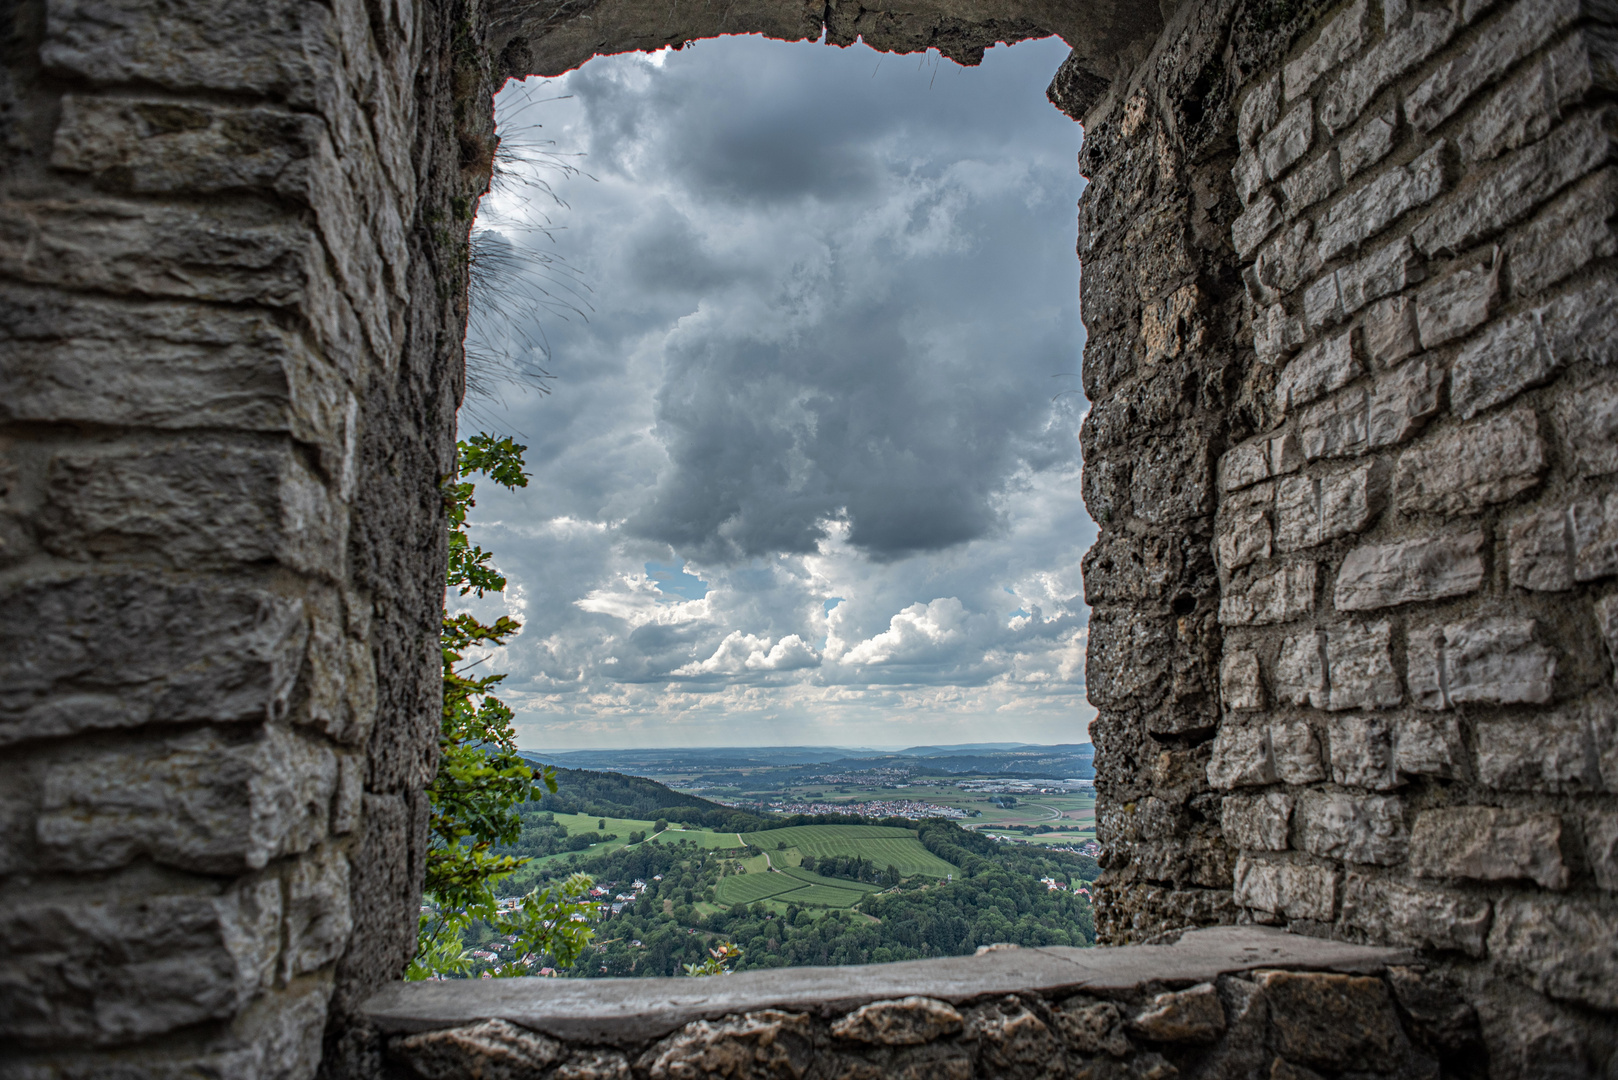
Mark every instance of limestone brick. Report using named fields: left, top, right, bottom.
left=1340, top=874, right=1492, bottom=956
left=1275, top=463, right=1383, bottom=551
left=1207, top=724, right=1278, bottom=790
left=1303, top=236, right=1425, bottom=333
left=1333, top=531, right=1485, bottom=611
left=1414, top=254, right=1499, bottom=349
left=1475, top=712, right=1603, bottom=793
left=1598, top=594, right=1618, bottom=685
left=1328, top=714, right=1396, bottom=789
left=1555, top=375, right=1618, bottom=478
left=1284, top=0, right=1367, bottom=101
left=1233, top=191, right=1282, bottom=259
left=1407, top=616, right=1557, bottom=709
left=281, top=846, right=353, bottom=981
left=1507, top=507, right=1575, bottom=591
left=1221, top=792, right=1293, bottom=851
left=1362, top=294, right=1419, bottom=367
left=1299, top=389, right=1369, bottom=459
left=1272, top=718, right=1328, bottom=784
left=1251, top=970, right=1408, bottom=1071
left=1219, top=562, right=1317, bottom=626
left=1319, top=7, right=1457, bottom=134
left=1278, top=328, right=1361, bottom=414
left=1221, top=647, right=1265, bottom=711
left=1451, top=278, right=1618, bottom=419
left=1219, top=432, right=1302, bottom=493
left=1393, top=409, right=1546, bottom=516
left=1571, top=493, right=1618, bottom=582
left=1339, top=109, right=1399, bottom=182
left=1260, top=100, right=1315, bottom=182
left=1366, top=354, right=1444, bottom=449
left=1489, top=896, right=1618, bottom=1010
left=1297, top=790, right=1408, bottom=865
left=1238, top=74, right=1282, bottom=150
left=1458, top=30, right=1618, bottom=166
left=1410, top=806, right=1569, bottom=889
left=1316, top=142, right=1448, bottom=262
left=1274, top=631, right=1327, bottom=708
left=1234, top=857, right=1338, bottom=921
left=1587, top=809, right=1618, bottom=891
left=1216, top=483, right=1273, bottom=573
left=1393, top=715, right=1465, bottom=779
left=1505, top=169, right=1618, bottom=300
left=1280, top=151, right=1343, bottom=217
left=831, top=997, right=963, bottom=1044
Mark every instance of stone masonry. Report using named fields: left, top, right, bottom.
left=2, top=0, right=1615, bottom=1077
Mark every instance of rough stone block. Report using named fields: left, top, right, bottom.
left=36, top=725, right=336, bottom=874
left=0, top=574, right=309, bottom=746
left=831, top=997, right=962, bottom=1045
left=1414, top=255, right=1499, bottom=349
left=1298, top=789, right=1407, bottom=865
left=1393, top=408, right=1546, bottom=516
left=1340, top=873, right=1491, bottom=956
left=1394, top=715, right=1464, bottom=778
left=1051, top=997, right=1130, bottom=1057
left=0, top=880, right=281, bottom=1045
left=1255, top=300, right=1306, bottom=363
left=38, top=439, right=345, bottom=577
left=1412, top=806, right=1568, bottom=889
left=1278, top=329, right=1361, bottom=414
left=1248, top=221, right=1320, bottom=305
left=1221, top=435, right=1301, bottom=494
left=1339, top=235, right=1425, bottom=319
left=1273, top=718, right=1327, bottom=784
left=1219, top=562, right=1317, bottom=626
left=1285, top=0, right=1367, bottom=100
left=1221, top=648, right=1265, bottom=711
left=1128, top=982, right=1225, bottom=1042
left=391, top=1018, right=565, bottom=1080
left=1367, top=354, right=1443, bottom=449
left=1252, top=970, right=1408, bottom=1070
left=1222, top=792, right=1293, bottom=851
left=1277, top=463, right=1383, bottom=552
left=1316, top=143, right=1448, bottom=262
left=1406, top=0, right=1596, bottom=134
left=966, top=996, right=1065, bottom=1079
left=1509, top=168, right=1618, bottom=301
left=1459, top=274, right=1618, bottom=410
left=1587, top=809, right=1618, bottom=891
left=1207, top=724, right=1278, bottom=790
left=1489, top=895, right=1618, bottom=1010
left=1408, top=616, right=1558, bottom=709
left=1320, top=7, right=1457, bottom=134
left=1300, top=390, right=1369, bottom=459
left=556, top=1051, right=634, bottom=1080
left=1275, top=631, right=1328, bottom=708
left=1329, top=713, right=1397, bottom=790
left=1464, top=31, right=1618, bottom=167
left=1216, top=484, right=1273, bottom=573
left=1333, top=531, right=1485, bottom=611
left=1233, top=191, right=1282, bottom=258
left=1233, top=148, right=1267, bottom=207
left=1340, top=109, right=1399, bottom=181
left=281, top=846, right=352, bottom=981
left=1599, top=594, right=1618, bottom=686
left=1232, top=858, right=1338, bottom=921
left=1571, top=493, right=1618, bottom=581
left=1507, top=507, right=1574, bottom=591
left=1475, top=712, right=1602, bottom=793
left=1239, top=74, right=1282, bottom=149
left=1280, top=151, right=1343, bottom=217
left=1260, top=100, right=1315, bottom=181
left=1413, top=107, right=1616, bottom=259
left=640, top=1010, right=815, bottom=1080
left=1362, top=294, right=1419, bottom=367
left=1556, top=375, right=1618, bottom=478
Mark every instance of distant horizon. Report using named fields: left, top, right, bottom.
left=525, top=740, right=1094, bottom=754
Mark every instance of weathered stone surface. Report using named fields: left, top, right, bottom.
left=1328, top=714, right=1396, bottom=790
left=1340, top=874, right=1492, bottom=957
left=1220, top=648, right=1265, bottom=711
left=1248, top=221, right=1321, bottom=306
left=1415, top=255, right=1499, bottom=349
left=1233, top=191, right=1282, bottom=259
left=1219, top=563, right=1317, bottom=626
left=1408, top=616, right=1558, bottom=709
left=554, top=1050, right=633, bottom=1080
left=1507, top=507, right=1574, bottom=591
left=1340, top=109, right=1399, bottom=182
left=1506, top=167, right=1618, bottom=300
left=1278, top=329, right=1361, bottom=415
left=1333, top=531, right=1485, bottom=610
left=1362, top=294, right=1418, bottom=367
left=1571, top=493, right=1618, bottom=582
left=282, top=846, right=353, bottom=981
left=830, top=997, right=962, bottom=1045
left=1050, top=998, right=1130, bottom=1056
left=1599, top=594, right=1618, bottom=686
left=392, top=1017, right=565, bottom=1080
left=1272, top=719, right=1327, bottom=784
left=1587, top=809, right=1618, bottom=892
left=1413, top=106, right=1617, bottom=259
left=1238, top=75, right=1282, bottom=150
left=1260, top=100, right=1315, bottom=181
left=1297, top=389, right=1369, bottom=460
left=0, top=879, right=282, bottom=1046
left=0, top=574, right=307, bottom=745
left=1475, top=712, right=1601, bottom=793
left=1305, top=236, right=1425, bottom=332
left=1280, top=151, right=1343, bottom=217
left=1255, top=300, right=1307, bottom=363
left=1216, top=483, right=1273, bottom=573
left=641, top=1010, right=815, bottom=1080
left=1207, top=724, right=1278, bottom=790
left=1252, top=970, right=1408, bottom=1070
left=1489, top=895, right=1618, bottom=1010
left=1394, top=408, right=1546, bottom=516
left=36, top=724, right=335, bottom=874
left=1222, top=793, right=1293, bottom=852
left=1326, top=621, right=1401, bottom=712
left=1412, top=806, right=1568, bottom=890
left=965, top=996, right=1065, bottom=1080
left=1284, top=0, right=1367, bottom=100
left=1393, top=715, right=1464, bottom=779
left=1232, top=858, right=1338, bottom=922
left=1555, top=374, right=1618, bottom=478
left=1128, top=983, right=1224, bottom=1043
left=1367, top=353, right=1443, bottom=450
left=1316, top=143, right=1447, bottom=262
left=1320, top=6, right=1456, bottom=133
left=1297, top=790, right=1407, bottom=865
left=1274, top=631, right=1327, bottom=709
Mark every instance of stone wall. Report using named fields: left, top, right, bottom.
left=1066, top=0, right=1618, bottom=1072
left=0, top=0, right=497, bottom=1076
left=367, top=927, right=1482, bottom=1080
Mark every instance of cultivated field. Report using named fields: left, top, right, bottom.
left=739, top=824, right=958, bottom=878
left=714, top=863, right=879, bottom=908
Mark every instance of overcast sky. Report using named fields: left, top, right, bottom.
left=459, top=33, right=1094, bottom=750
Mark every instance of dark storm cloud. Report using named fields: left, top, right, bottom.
left=463, top=35, right=1096, bottom=746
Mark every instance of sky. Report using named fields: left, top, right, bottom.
left=459, top=33, right=1096, bottom=750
